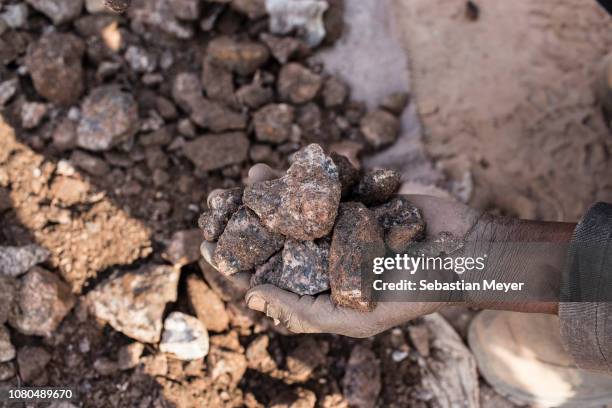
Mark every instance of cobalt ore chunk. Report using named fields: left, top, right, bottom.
left=243, top=144, right=341, bottom=241
left=251, top=239, right=330, bottom=296
left=330, top=152, right=359, bottom=197
left=199, top=188, right=243, bottom=242
left=352, top=169, right=401, bottom=206
left=329, top=203, right=385, bottom=312
left=372, top=197, right=425, bottom=253
left=214, top=207, right=285, bottom=276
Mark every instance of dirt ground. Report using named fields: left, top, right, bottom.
left=1, top=0, right=611, bottom=407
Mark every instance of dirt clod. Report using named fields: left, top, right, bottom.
left=186, top=274, right=230, bottom=332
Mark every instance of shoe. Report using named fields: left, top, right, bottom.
left=468, top=310, right=612, bottom=407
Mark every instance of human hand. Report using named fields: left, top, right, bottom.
left=200, top=163, right=483, bottom=337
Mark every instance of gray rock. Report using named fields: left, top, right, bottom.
left=52, top=118, right=78, bottom=151
left=17, top=346, right=51, bottom=384
left=170, top=0, right=201, bottom=20
left=0, top=78, right=18, bottom=106
left=207, top=37, right=270, bottom=76
left=0, top=4, right=29, bottom=29
left=0, top=362, right=15, bottom=381
left=260, top=33, right=309, bottom=64
left=77, top=86, right=139, bottom=151
left=0, top=244, right=50, bottom=278
left=266, top=0, right=328, bottom=47
left=244, top=144, right=341, bottom=241
left=117, top=342, right=144, bottom=370
left=20, top=102, right=48, bottom=129
left=183, top=133, right=249, bottom=172
left=372, top=197, right=425, bottom=253
left=329, top=203, right=385, bottom=312
left=8, top=267, right=75, bottom=337
left=87, top=264, right=180, bottom=343
left=25, top=0, right=83, bottom=25
left=253, top=103, right=295, bottom=144
left=202, top=58, right=236, bottom=107
left=322, top=76, right=349, bottom=108
left=160, top=312, right=209, bottom=361
left=380, top=92, right=410, bottom=116
left=360, top=110, right=400, bottom=149
left=162, top=229, right=202, bottom=266
left=0, top=277, right=17, bottom=325
left=352, top=169, right=401, bottom=206
left=199, top=188, right=242, bottom=242
left=278, top=63, right=323, bottom=104
left=252, top=239, right=330, bottom=296
left=0, top=325, right=15, bottom=363
left=231, top=0, right=266, bottom=19
left=236, top=81, right=273, bottom=110
left=85, top=0, right=106, bottom=13
left=128, top=0, right=193, bottom=39
left=342, top=345, right=381, bottom=408
left=25, top=32, right=85, bottom=105
left=70, top=150, right=109, bottom=176
left=124, top=46, right=157, bottom=73
left=214, top=206, right=285, bottom=276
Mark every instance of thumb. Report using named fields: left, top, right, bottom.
left=246, top=285, right=322, bottom=334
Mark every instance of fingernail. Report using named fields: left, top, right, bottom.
left=247, top=295, right=266, bottom=312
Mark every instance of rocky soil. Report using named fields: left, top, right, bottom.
left=0, top=1, right=490, bottom=407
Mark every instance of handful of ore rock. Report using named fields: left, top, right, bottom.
left=199, top=144, right=426, bottom=312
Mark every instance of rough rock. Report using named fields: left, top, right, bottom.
left=251, top=239, right=330, bottom=296
left=372, top=197, right=425, bottom=253
left=236, top=79, right=273, bottom=109
left=162, top=229, right=202, bottom=266
left=253, top=103, right=295, bottom=144
left=117, top=342, right=144, bottom=370
left=0, top=244, right=50, bottom=278
left=77, top=86, right=139, bottom=151
left=329, top=203, right=385, bottom=312
left=186, top=274, right=230, bottom=333
left=25, top=32, right=85, bottom=105
left=246, top=335, right=276, bottom=373
left=352, top=169, right=401, bottom=206
left=124, top=46, right=157, bottom=73
left=0, top=277, right=17, bottom=325
left=260, top=33, right=309, bottom=64
left=214, top=206, right=285, bottom=276
left=207, top=37, right=270, bottom=76
left=342, top=345, right=381, bottom=408
left=0, top=4, right=29, bottom=29
left=244, top=144, right=341, bottom=240
left=0, top=362, right=15, bottom=381
left=0, top=325, right=15, bottom=363
left=330, top=152, right=359, bottom=197
left=192, top=99, right=246, bottom=132
left=17, top=346, right=51, bottom=384
left=171, top=72, right=203, bottom=113
left=25, top=0, right=83, bottom=25
left=70, top=150, right=110, bottom=176
left=8, top=267, right=75, bottom=336
left=128, top=0, right=193, bottom=39
left=183, top=133, right=249, bottom=172
left=20, top=102, right=48, bottom=129
left=105, top=0, right=130, bottom=13
left=270, top=388, right=317, bottom=408
left=278, top=63, right=323, bottom=104
left=160, top=312, right=209, bottom=361
left=322, top=76, right=349, bottom=108
left=380, top=92, right=410, bottom=116
left=202, top=58, right=236, bottom=107
left=52, top=118, right=78, bottom=151
left=231, top=0, right=266, bottom=19
left=87, top=264, right=180, bottom=343
left=360, top=110, right=400, bottom=149
left=208, top=348, right=248, bottom=387
left=286, top=337, right=327, bottom=382
left=266, top=0, right=328, bottom=47
left=199, top=188, right=242, bottom=242
left=0, top=78, right=18, bottom=106
left=170, top=0, right=201, bottom=20
left=93, top=358, right=119, bottom=376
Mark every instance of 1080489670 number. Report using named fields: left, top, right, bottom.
left=2, top=387, right=75, bottom=402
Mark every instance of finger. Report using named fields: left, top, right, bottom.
left=246, top=285, right=322, bottom=334
left=226, top=272, right=251, bottom=295
left=207, top=189, right=226, bottom=208
left=246, top=164, right=283, bottom=186
left=200, top=241, right=218, bottom=270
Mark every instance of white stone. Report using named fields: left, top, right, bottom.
left=160, top=312, right=209, bottom=361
